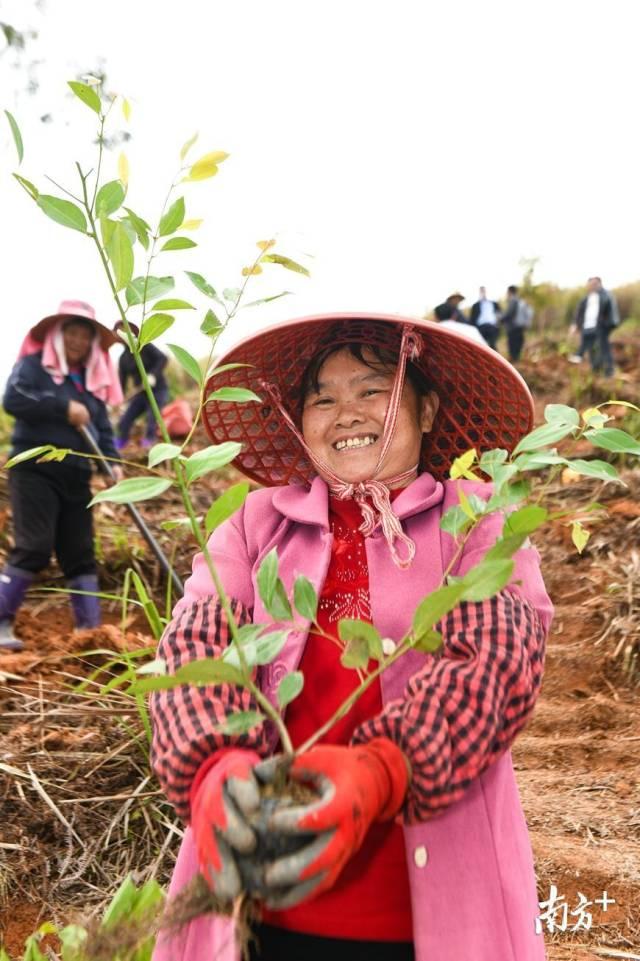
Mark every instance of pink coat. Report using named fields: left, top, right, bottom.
left=153, top=473, right=553, bottom=961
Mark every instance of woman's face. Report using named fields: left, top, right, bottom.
left=62, top=321, right=94, bottom=365
left=301, top=347, right=439, bottom=486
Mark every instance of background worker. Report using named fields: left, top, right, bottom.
left=568, top=276, right=619, bottom=377
left=0, top=301, right=123, bottom=652
left=115, top=321, right=169, bottom=449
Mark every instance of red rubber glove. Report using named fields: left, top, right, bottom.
left=255, top=738, right=410, bottom=909
left=190, top=748, right=261, bottom=901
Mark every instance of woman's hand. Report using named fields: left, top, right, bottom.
left=252, top=739, right=410, bottom=909
left=110, top=465, right=124, bottom=483
left=191, top=749, right=262, bottom=901
left=67, top=399, right=90, bottom=427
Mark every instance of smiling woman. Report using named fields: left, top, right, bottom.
left=150, top=312, right=553, bottom=961
left=299, top=344, right=439, bottom=488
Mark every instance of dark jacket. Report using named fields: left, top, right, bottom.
left=3, top=352, right=118, bottom=472
left=574, top=290, right=617, bottom=331
left=119, top=344, right=168, bottom=393
left=500, top=297, right=519, bottom=331
left=470, top=299, right=501, bottom=327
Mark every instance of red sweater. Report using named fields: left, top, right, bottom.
left=261, top=494, right=413, bottom=941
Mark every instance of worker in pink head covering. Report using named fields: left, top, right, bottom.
left=0, top=300, right=124, bottom=652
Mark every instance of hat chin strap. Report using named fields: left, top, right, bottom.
left=262, top=325, right=423, bottom=569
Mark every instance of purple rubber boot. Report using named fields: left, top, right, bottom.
left=0, top=567, right=33, bottom=652
left=68, top=574, right=102, bottom=629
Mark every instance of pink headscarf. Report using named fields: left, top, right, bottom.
left=19, top=319, right=123, bottom=406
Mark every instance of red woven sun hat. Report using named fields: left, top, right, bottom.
left=29, top=300, right=118, bottom=350
left=202, top=312, right=534, bottom=487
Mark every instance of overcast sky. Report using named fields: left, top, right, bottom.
left=1, top=0, right=639, bottom=386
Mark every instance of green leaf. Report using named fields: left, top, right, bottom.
left=261, top=252, right=310, bottom=276
left=130, top=877, right=165, bottom=922
left=205, top=387, right=261, bottom=404
left=12, top=172, right=39, bottom=199
left=439, top=504, right=474, bottom=538
left=131, top=570, right=163, bottom=640
left=126, top=275, right=174, bottom=306
left=152, top=298, right=194, bottom=311
left=185, top=270, right=221, bottom=300
left=58, top=923, right=88, bottom=959
left=457, top=486, right=478, bottom=520
left=479, top=448, right=508, bottom=473
left=513, top=421, right=576, bottom=455
left=571, top=521, right=590, bottom=554
left=483, top=532, right=528, bottom=562
left=89, top=476, right=172, bottom=506
left=485, top=479, right=530, bottom=512
left=123, top=207, right=151, bottom=250
left=99, top=215, right=116, bottom=247
left=340, top=635, right=369, bottom=670
left=158, top=196, right=185, bottom=236
left=244, top=291, right=292, bottom=309
left=293, top=575, right=318, bottom=621
left=544, top=404, right=580, bottom=427
left=277, top=671, right=304, bottom=708
left=95, top=179, right=125, bottom=217
left=186, top=150, right=229, bottom=181
left=107, top=221, right=134, bottom=291
left=177, top=657, right=245, bottom=687
left=602, top=399, right=640, bottom=411
left=201, top=308, right=223, bottom=336
left=513, top=450, right=567, bottom=471
left=160, top=517, right=192, bottom=531
left=101, top=876, right=138, bottom=928
left=219, top=710, right=265, bottom=735
left=223, top=287, right=243, bottom=303
left=257, top=548, right=278, bottom=608
left=37, top=194, right=87, bottom=233
left=205, top=482, right=250, bottom=535
left=148, top=442, right=182, bottom=468
left=584, top=427, right=640, bottom=456
left=504, top=505, right=548, bottom=535
left=338, top=619, right=383, bottom=661
left=254, top=628, right=290, bottom=664
left=460, top=559, right=514, bottom=602
left=207, top=362, right=252, bottom=378
left=180, top=131, right=199, bottom=161
left=184, top=442, right=242, bottom=483
left=412, top=582, right=466, bottom=635
left=167, top=343, right=203, bottom=386
left=68, top=80, right=101, bottom=114
left=267, top=580, right=293, bottom=621
left=162, top=236, right=197, bottom=251
left=136, top=657, right=167, bottom=676
left=411, top=628, right=443, bottom=653
left=4, top=445, right=54, bottom=468
left=4, top=109, right=23, bottom=163
left=565, top=459, right=622, bottom=483
left=139, top=313, right=175, bottom=347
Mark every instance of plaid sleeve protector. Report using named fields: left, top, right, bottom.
left=150, top=596, right=270, bottom=822
left=352, top=590, right=546, bottom=824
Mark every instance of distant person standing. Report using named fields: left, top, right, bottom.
left=568, top=277, right=619, bottom=377
left=501, top=285, right=533, bottom=363
left=115, top=322, right=169, bottom=449
left=433, top=292, right=467, bottom=324
left=470, top=287, right=501, bottom=349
